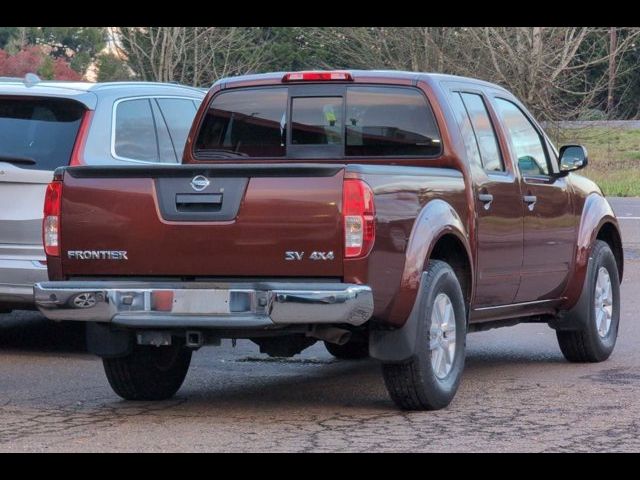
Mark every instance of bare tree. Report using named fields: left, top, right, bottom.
left=608, top=27, right=618, bottom=115
left=307, top=27, right=640, bottom=121
left=307, top=27, right=461, bottom=72
left=452, top=27, right=640, bottom=120
left=113, top=27, right=267, bottom=87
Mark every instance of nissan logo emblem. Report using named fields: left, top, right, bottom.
left=190, top=175, right=210, bottom=192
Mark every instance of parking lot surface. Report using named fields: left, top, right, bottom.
left=0, top=197, right=639, bottom=452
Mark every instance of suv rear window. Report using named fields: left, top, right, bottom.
left=194, top=85, right=441, bottom=159
left=0, top=97, right=85, bottom=170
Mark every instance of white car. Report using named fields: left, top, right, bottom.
left=0, top=75, right=204, bottom=312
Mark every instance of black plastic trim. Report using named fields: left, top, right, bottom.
left=62, top=163, right=345, bottom=179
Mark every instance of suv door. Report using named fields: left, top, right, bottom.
left=492, top=96, right=576, bottom=302
left=447, top=88, right=524, bottom=307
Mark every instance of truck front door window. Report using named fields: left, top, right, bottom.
left=494, top=98, right=550, bottom=176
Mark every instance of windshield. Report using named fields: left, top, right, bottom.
left=0, top=97, right=86, bottom=170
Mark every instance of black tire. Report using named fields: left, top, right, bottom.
left=324, top=336, right=369, bottom=360
left=556, top=240, right=620, bottom=362
left=382, top=260, right=467, bottom=411
left=103, top=344, right=192, bottom=401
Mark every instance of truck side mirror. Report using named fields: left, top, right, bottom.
left=558, top=145, right=588, bottom=176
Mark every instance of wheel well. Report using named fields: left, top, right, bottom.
left=596, top=222, right=624, bottom=281
left=429, top=233, right=472, bottom=303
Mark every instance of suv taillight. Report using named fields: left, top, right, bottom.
left=43, top=180, right=62, bottom=256
left=69, top=110, right=93, bottom=166
left=343, top=178, right=375, bottom=259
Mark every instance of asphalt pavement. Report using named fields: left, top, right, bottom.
left=0, top=197, right=639, bottom=452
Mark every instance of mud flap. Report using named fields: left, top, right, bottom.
left=86, top=322, right=133, bottom=358
left=369, top=272, right=428, bottom=362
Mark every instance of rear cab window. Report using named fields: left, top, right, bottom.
left=0, top=97, right=85, bottom=170
left=194, top=85, right=441, bottom=159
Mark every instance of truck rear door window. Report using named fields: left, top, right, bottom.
left=195, top=88, right=287, bottom=157
left=345, top=87, right=441, bottom=157
left=0, top=97, right=85, bottom=171
left=459, top=93, right=504, bottom=172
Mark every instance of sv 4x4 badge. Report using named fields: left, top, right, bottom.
left=285, top=251, right=335, bottom=261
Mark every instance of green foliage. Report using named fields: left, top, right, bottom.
left=38, top=55, right=54, bottom=79
left=0, top=27, right=17, bottom=49
left=95, top=53, right=134, bottom=81
left=258, top=27, right=340, bottom=71
left=1, top=27, right=108, bottom=74
left=553, top=126, right=640, bottom=196
left=578, top=109, right=608, bottom=121
left=29, top=27, right=106, bottom=69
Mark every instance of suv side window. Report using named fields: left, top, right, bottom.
left=156, top=98, right=198, bottom=160
left=494, top=98, right=550, bottom=176
left=459, top=93, right=504, bottom=172
left=114, top=99, right=159, bottom=162
left=150, top=100, right=177, bottom=163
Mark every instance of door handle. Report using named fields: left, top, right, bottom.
left=523, top=195, right=537, bottom=211
left=478, top=193, right=494, bottom=210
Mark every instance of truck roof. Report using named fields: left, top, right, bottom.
left=213, top=70, right=511, bottom=95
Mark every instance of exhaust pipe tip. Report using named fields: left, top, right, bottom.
left=306, top=326, right=352, bottom=345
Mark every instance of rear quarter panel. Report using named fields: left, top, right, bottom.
left=343, top=165, right=469, bottom=327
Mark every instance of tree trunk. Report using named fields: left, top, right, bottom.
left=607, top=27, right=618, bottom=116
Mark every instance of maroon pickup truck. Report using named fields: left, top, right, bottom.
left=34, top=71, right=623, bottom=410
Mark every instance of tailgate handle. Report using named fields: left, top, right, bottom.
left=175, top=193, right=223, bottom=212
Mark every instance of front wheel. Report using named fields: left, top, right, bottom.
left=382, top=260, right=467, bottom=410
left=103, top=344, right=192, bottom=400
left=556, top=240, right=620, bottom=362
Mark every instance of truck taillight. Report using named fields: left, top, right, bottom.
left=282, top=71, right=353, bottom=82
left=43, top=181, right=62, bottom=256
left=343, top=178, right=375, bottom=259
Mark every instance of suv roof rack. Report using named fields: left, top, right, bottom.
left=0, top=73, right=42, bottom=86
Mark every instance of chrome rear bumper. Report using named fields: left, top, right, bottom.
left=33, top=281, right=374, bottom=328
left=0, top=257, right=48, bottom=305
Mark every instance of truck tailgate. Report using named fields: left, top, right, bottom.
left=58, top=164, right=344, bottom=278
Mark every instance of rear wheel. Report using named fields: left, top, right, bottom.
left=103, top=344, right=192, bottom=401
left=382, top=260, right=466, bottom=410
left=556, top=240, right=620, bottom=362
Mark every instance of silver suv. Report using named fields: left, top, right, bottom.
left=0, top=76, right=205, bottom=312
